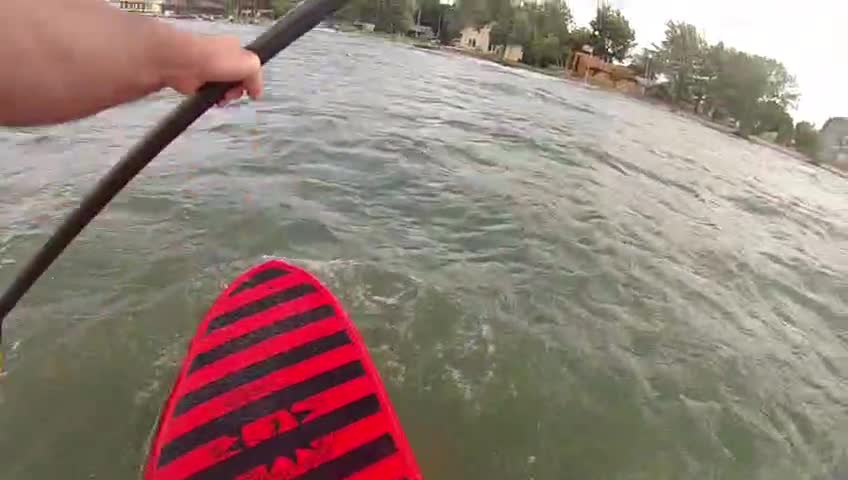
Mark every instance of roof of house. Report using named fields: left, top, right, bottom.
left=461, top=23, right=494, bottom=32
left=822, top=117, right=848, bottom=132
left=408, top=25, right=434, bottom=34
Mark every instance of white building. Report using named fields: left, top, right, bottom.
left=458, top=24, right=524, bottom=63
left=459, top=24, right=492, bottom=52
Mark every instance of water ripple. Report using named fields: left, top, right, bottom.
left=0, top=23, right=845, bottom=480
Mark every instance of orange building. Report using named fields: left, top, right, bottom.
left=568, top=51, right=643, bottom=95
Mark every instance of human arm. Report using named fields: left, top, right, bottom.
left=0, top=0, right=262, bottom=126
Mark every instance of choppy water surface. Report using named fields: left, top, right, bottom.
left=0, top=23, right=847, bottom=479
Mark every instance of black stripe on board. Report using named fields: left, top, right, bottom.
left=296, top=434, right=398, bottom=480
left=229, top=268, right=289, bottom=297
left=190, top=305, right=336, bottom=373
left=176, top=331, right=351, bottom=416
left=158, top=361, right=366, bottom=468
left=207, top=283, right=317, bottom=333
left=187, top=395, right=382, bottom=480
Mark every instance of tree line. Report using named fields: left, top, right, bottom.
left=332, top=0, right=636, bottom=68
left=633, top=21, right=819, bottom=158
left=273, top=0, right=821, bottom=160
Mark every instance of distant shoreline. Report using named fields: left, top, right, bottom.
left=163, top=17, right=846, bottom=175
left=391, top=37, right=844, bottom=173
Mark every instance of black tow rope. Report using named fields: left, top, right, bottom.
left=0, top=0, right=350, bottom=373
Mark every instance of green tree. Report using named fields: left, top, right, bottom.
left=761, top=58, right=799, bottom=109
left=489, top=22, right=509, bottom=47
left=525, top=33, right=564, bottom=67
left=382, top=0, right=414, bottom=32
left=654, top=21, right=707, bottom=105
left=509, top=10, right=532, bottom=45
left=628, top=48, right=657, bottom=79
left=412, top=0, right=445, bottom=31
left=627, top=22, right=801, bottom=136
left=489, top=5, right=517, bottom=47
left=336, top=0, right=378, bottom=24
left=794, top=121, right=821, bottom=161
left=527, top=1, right=571, bottom=65
left=754, top=101, right=794, bottom=145
left=709, top=50, right=798, bottom=134
left=700, top=42, right=728, bottom=118
left=536, top=1, right=571, bottom=43
left=337, top=0, right=414, bottom=33
left=589, top=5, right=635, bottom=62
left=725, top=51, right=770, bottom=133
left=454, top=0, right=491, bottom=27
left=567, top=26, right=593, bottom=52
left=271, top=0, right=295, bottom=17
left=485, top=0, right=512, bottom=24
left=489, top=1, right=571, bottom=67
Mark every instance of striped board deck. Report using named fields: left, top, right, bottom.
left=144, top=259, right=421, bottom=480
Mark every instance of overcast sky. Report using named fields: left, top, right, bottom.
left=567, top=0, right=846, bottom=126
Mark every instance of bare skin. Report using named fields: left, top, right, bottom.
left=0, top=0, right=264, bottom=126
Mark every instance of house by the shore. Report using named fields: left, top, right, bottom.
left=567, top=50, right=642, bottom=95
left=408, top=25, right=435, bottom=39
left=493, top=44, right=524, bottom=63
left=820, top=117, right=848, bottom=168
left=459, top=24, right=492, bottom=51
left=111, top=0, right=215, bottom=14
left=458, top=24, right=524, bottom=63
left=115, top=0, right=154, bottom=12
left=112, top=0, right=272, bottom=17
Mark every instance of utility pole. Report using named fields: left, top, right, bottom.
left=436, top=0, right=454, bottom=41
left=646, top=54, right=652, bottom=81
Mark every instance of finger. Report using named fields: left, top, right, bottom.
left=198, top=36, right=261, bottom=83
left=244, top=68, right=263, bottom=100
left=169, top=78, right=202, bottom=95
left=226, top=86, right=244, bottom=103
left=217, top=86, right=245, bottom=107
left=228, top=86, right=245, bottom=104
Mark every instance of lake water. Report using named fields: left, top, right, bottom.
left=0, top=22, right=847, bottom=479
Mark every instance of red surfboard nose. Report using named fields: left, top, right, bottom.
left=144, top=259, right=422, bottom=480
